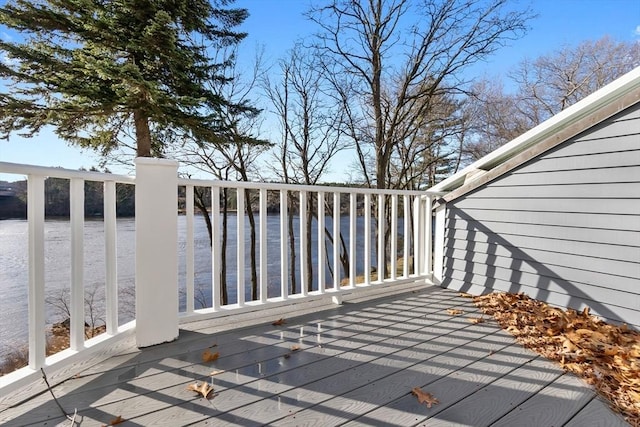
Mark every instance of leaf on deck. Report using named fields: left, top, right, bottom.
left=473, top=291, right=640, bottom=425
left=209, top=369, right=225, bottom=376
left=272, top=318, right=287, bottom=326
left=290, top=345, right=300, bottom=351
left=411, top=387, right=439, bottom=408
left=202, top=349, right=220, bottom=362
left=187, top=381, right=214, bottom=399
left=446, top=308, right=464, bottom=316
left=101, top=415, right=125, bottom=426
left=468, top=317, right=484, bottom=324
left=459, top=292, right=473, bottom=298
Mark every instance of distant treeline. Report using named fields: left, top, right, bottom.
left=0, top=178, right=135, bottom=219
left=0, top=178, right=369, bottom=220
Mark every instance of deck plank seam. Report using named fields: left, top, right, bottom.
left=6, top=292, right=474, bottom=424
left=87, top=301, right=484, bottom=423
left=195, top=323, right=507, bottom=425
left=73, top=298, right=489, bottom=424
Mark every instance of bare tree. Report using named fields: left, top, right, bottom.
left=463, top=36, right=640, bottom=162
left=263, top=43, right=350, bottom=292
left=307, top=0, right=531, bottom=278
left=460, top=79, right=531, bottom=162
left=46, top=285, right=104, bottom=338
left=308, top=0, right=532, bottom=190
left=389, top=89, right=464, bottom=190
left=511, top=36, right=640, bottom=124
left=172, top=47, right=270, bottom=304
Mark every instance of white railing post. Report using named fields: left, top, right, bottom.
left=423, top=195, right=433, bottom=278
left=69, top=178, right=85, bottom=351
left=348, top=193, right=357, bottom=288
left=280, top=190, right=289, bottom=300
left=211, top=186, right=221, bottom=310
left=332, top=192, right=341, bottom=294
left=134, top=158, right=179, bottom=347
left=412, top=197, right=421, bottom=276
left=377, top=194, right=385, bottom=283
left=363, top=193, right=371, bottom=284
left=300, top=191, right=308, bottom=296
left=104, top=180, right=118, bottom=335
left=390, top=194, right=398, bottom=281
left=27, top=175, right=46, bottom=369
left=403, top=195, right=410, bottom=278
left=317, top=191, right=326, bottom=294
left=185, top=185, right=195, bottom=314
left=433, top=202, right=446, bottom=285
left=259, top=188, right=268, bottom=303
left=236, top=188, right=245, bottom=306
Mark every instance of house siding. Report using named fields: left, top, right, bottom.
left=441, top=102, right=640, bottom=329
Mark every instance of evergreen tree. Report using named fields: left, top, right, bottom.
left=0, top=0, right=251, bottom=157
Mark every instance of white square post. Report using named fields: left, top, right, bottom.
left=135, top=158, right=179, bottom=347
left=433, top=202, right=446, bottom=286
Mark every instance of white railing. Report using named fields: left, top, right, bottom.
left=176, top=178, right=438, bottom=321
left=0, top=161, right=136, bottom=393
left=0, top=159, right=442, bottom=395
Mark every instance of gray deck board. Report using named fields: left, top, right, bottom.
left=491, top=373, right=598, bottom=427
left=0, top=286, right=627, bottom=427
left=565, top=397, right=629, bottom=427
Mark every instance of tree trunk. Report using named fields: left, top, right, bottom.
left=288, top=194, right=297, bottom=294
left=245, top=193, right=258, bottom=300
left=193, top=187, right=213, bottom=246
left=221, top=189, right=229, bottom=305
left=133, top=110, right=152, bottom=157
left=305, top=196, right=314, bottom=292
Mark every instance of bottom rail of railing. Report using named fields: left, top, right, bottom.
left=0, top=322, right=136, bottom=401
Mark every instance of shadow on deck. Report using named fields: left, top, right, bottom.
left=0, top=287, right=628, bottom=426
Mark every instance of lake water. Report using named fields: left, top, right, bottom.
left=0, top=215, right=398, bottom=360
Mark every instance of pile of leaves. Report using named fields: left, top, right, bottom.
left=471, top=292, right=639, bottom=425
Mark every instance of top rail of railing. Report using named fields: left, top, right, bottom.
left=0, top=161, right=135, bottom=183
left=178, top=177, right=446, bottom=196
left=0, top=161, right=447, bottom=197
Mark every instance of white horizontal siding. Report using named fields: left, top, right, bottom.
left=442, top=102, right=640, bottom=329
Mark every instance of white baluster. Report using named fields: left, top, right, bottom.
left=212, top=186, right=221, bottom=309
left=70, top=177, right=85, bottom=351
left=104, top=180, right=118, bottom=335
left=237, top=188, right=245, bottom=307
left=28, top=175, right=45, bottom=369
left=280, top=190, right=289, bottom=300
left=185, top=185, right=194, bottom=314
left=259, top=188, right=268, bottom=303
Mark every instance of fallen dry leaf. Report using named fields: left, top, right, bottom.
left=468, top=317, right=484, bottom=324
left=202, top=349, right=220, bottom=362
left=411, top=387, right=439, bottom=408
left=473, top=291, right=640, bottom=425
left=459, top=292, right=473, bottom=298
left=446, top=308, right=464, bottom=316
left=209, top=369, right=225, bottom=376
left=290, top=345, right=300, bottom=351
left=111, top=415, right=125, bottom=425
left=187, top=381, right=214, bottom=399
left=272, top=318, right=287, bottom=326
left=101, top=415, right=125, bottom=426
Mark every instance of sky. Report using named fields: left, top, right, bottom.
left=1, top=0, right=639, bottom=183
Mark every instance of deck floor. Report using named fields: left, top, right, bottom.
left=1, top=286, right=628, bottom=426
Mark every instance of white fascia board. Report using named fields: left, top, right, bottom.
left=430, top=66, right=640, bottom=193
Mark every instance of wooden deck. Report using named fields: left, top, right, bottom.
left=0, top=286, right=629, bottom=426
